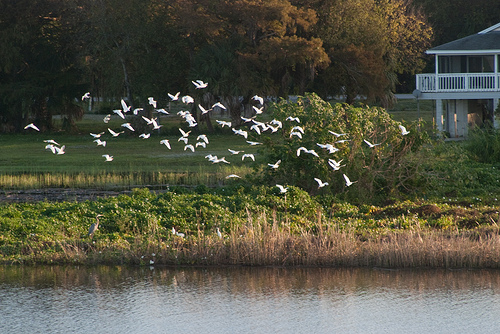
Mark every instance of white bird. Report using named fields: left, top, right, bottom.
left=102, top=154, right=113, bottom=162
left=212, top=157, right=230, bottom=164
left=54, top=145, right=65, bottom=155
left=250, top=124, right=261, bottom=135
left=184, top=144, right=195, bottom=152
left=103, top=114, right=111, bottom=123
left=113, top=109, right=125, bottom=119
left=139, top=133, right=151, bottom=139
left=156, top=108, right=169, bottom=115
left=328, top=130, right=347, bottom=137
left=199, top=104, right=211, bottom=115
left=328, top=159, right=344, bottom=171
left=43, top=139, right=60, bottom=146
left=291, top=126, right=304, bottom=134
left=216, top=120, right=231, bottom=128
left=399, top=124, right=410, bottom=135
left=232, top=128, right=248, bottom=139
left=242, top=153, right=255, bottom=161
left=228, top=149, right=244, bottom=155
left=192, top=79, right=208, bottom=89
left=212, top=102, right=226, bottom=110
left=132, top=108, right=144, bottom=115
left=286, top=116, right=300, bottom=123
left=81, top=92, right=91, bottom=101
left=148, top=97, right=157, bottom=108
left=24, top=123, right=40, bottom=131
left=268, top=160, right=281, bottom=169
left=142, top=116, right=154, bottom=124
left=151, top=118, right=162, bottom=130
left=172, top=227, right=185, bottom=238
left=197, top=134, right=209, bottom=144
left=290, top=131, right=302, bottom=139
left=276, top=184, right=288, bottom=194
left=195, top=141, right=206, bottom=148
left=343, top=173, right=357, bottom=187
left=296, top=147, right=318, bottom=157
left=269, top=119, right=282, bottom=128
left=90, top=132, right=105, bottom=138
left=160, top=139, right=171, bottom=149
left=314, top=178, right=329, bottom=188
left=179, top=128, right=191, bottom=137
left=317, top=143, right=339, bottom=154
left=181, top=95, right=194, bottom=104
left=335, top=139, right=351, bottom=144
left=121, top=123, right=135, bottom=131
left=168, top=92, right=180, bottom=101
left=216, top=227, right=223, bottom=239
left=252, top=95, right=264, bottom=105
left=121, top=99, right=131, bottom=113
left=45, top=144, right=56, bottom=154
left=93, top=139, right=107, bottom=147
left=178, top=137, right=189, bottom=144
left=240, top=116, right=255, bottom=123
left=252, top=106, right=264, bottom=114
left=363, top=139, right=380, bottom=148
left=225, top=174, right=241, bottom=179
left=246, top=141, right=262, bottom=146
left=108, top=128, right=124, bottom=137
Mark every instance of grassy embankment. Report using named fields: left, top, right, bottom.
left=2, top=99, right=500, bottom=268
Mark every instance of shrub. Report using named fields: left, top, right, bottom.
left=258, top=93, right=428, bottom=203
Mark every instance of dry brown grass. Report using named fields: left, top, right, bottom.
left=21, top=216, right=499, bottom=269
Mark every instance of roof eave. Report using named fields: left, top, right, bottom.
left=426, top=49, right=500, bottom=55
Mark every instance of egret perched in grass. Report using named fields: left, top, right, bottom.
left=88, top=214, right=103, bottom=238
left=216, top=227, right=223, bottom=239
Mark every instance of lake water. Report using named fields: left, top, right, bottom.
left=1, top=265, right=500, bottom=333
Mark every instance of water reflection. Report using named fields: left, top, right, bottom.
left=1, top=266, right=500, bottom=333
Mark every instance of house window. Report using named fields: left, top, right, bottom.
left=467, top=56, right=494, bottom=73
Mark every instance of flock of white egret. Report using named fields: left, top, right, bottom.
left=24, top=79, right=411, bottom=194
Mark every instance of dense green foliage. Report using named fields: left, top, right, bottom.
left=257, top=93, right=428, bottom=202
left=0, top=0, right=434, bottom=132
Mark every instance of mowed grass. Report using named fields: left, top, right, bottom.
left=0, top=113, right=266, bottom=189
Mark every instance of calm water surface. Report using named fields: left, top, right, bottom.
left=1, top=265, right=500, bottom=333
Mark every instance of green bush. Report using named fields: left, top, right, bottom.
left=258, top=93, right=428, bottom=203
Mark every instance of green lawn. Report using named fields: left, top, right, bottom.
left=1, top=113, right=267, bottom=188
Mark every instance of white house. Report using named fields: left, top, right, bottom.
left=415, top=22, right=500, bottom=137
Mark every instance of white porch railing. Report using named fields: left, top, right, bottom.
left=416, top=73, right=500, bottom=92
